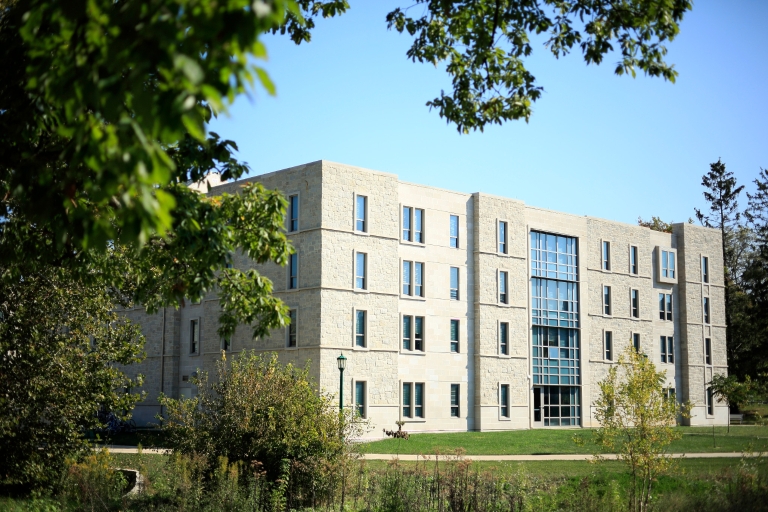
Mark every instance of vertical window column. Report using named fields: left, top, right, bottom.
left=190, top=319, right=200, bottom=354
left=602, top=241, right=611, bottom=270
left=702, top=256, right=710, bottom=283
left=402, top=261, right=412, bottom=295
left=402, top=206, right=412, bottom=241
left=603, top=286, right=612, bottom=315
left=705, top=338, right=712, bottom=365
left=414, top=209, right=424, bottom=243
left=630, top=245, right=638, bottom=274
left=415, top=262, right=424, bottom=297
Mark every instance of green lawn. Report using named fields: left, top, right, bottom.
left=360, top=426, right=768, bottom=455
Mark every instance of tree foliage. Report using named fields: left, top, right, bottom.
left=637, top=216, right=673, bottom=233
left=159, top=352, right=366, bottom=488
left=387, top=0, right=692, bottom=133
left=593, top=346, right=692, bottom=512
left=0, top=265, right=145, bottom=490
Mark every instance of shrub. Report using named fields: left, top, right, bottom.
left=60, top=449, right=126, bottom=511
left=159, top=351, right=367, bottom=506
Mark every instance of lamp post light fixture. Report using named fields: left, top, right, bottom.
left=337, top=353, right=347, bottom=412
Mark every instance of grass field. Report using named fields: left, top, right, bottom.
left=360, top=426, right=768, bottom=455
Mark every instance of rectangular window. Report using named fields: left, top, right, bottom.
left=288, top=195, right=299, bottom=232
left=355, top=381, right=366, bottom=418
left=500, top=384, right=509, bottom=418
left=355, top=310, right=366, bottom=348
left=355, top=252, right=366, bottom=289
left=402, top=382, right=412, bottom=418
left=289, top=253, right=298, bottom=289
left=603, top=286, right=611, bottom=315
left=633, top=332, right=641, bottom=352
left=450, top=319, right=459, bottom=353
left=402, top=315, right=412, bottom=350
left=451, top=384, right=460, bottom=417
left=500, top=322, right=509, bottom=355
left=414, top=316, right=424, bottom=352
left=702, top=256, right=709, bottom=283
left=450, top=215, right=459, bottom=248
left=631, top=289, right=639, bottom=318
left=189, top=319, right=200, bottom=354
left=704, top=297, right=711, bottom=324
left=288, top=310, right=297, bottom=347
left=705, top=337, right=712, bottom=365
left=499, top=221, right=508, bottom=254
left=415, top=262, right=424, bottom=297
left=630, top=245, right=638, bottom=274
left=661, top=249, right=676, bottom=279
left=415, top=383, right=425, bottom=418
left=451, top=267, right=459, bottom=300
left=659, top=293, right=673, bottom=321
left=604, top=331, right=613, bottom=361
left=221, top=336, right=231, bottom=351
left=355, top=195, right=367, bottom=232
left=402, top=261, right=412, bottom=295
left=707, top=387, right=714, bottom=415
left=602, top=241, right=611, bottom=270
left=402, top=206, right=412, bottom=241
left=414, top=208, right=424, bottom=243
left=450, top=267, right=459, bottom=300
left=661, top=336, right=674, bottom=364
left=499, top=271, right=508, bottom=304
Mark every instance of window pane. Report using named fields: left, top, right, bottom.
left=356, top=195, right=366, bottom=231
left=415, top=383, right=424, bottom=417
left=669, top=252, right=675, bottom=278
left=403, top=207, right=411, bottom=241
left=403, top=261, right=411, bottom=295
left=356, top=310, right=365, bottom=347
left=289, top=195, right=299, bottom=232
left=415, top=317, right=424, bottom=351
left=450, top=267, right=459, bottom=300
left=356, top=253, right=366, bottom=289
left=288, top=310, right=297, bottom=347
left=403, top=383, right=412, bottom=417
left=355, top=381, right=365, bottom=418
left=403, top=316, right=412, bottom=350
left=450, top=215, right=459, bottom=248
left=415, top=209, right=424, bottom=243
left=703, top=256, right=709, bottom=283
left=415, top=262, right=423, bottom=297
left=289, top=253, right=298, bottom=289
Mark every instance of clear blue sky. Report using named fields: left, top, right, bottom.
left=209, top=1, right=768, bottom=226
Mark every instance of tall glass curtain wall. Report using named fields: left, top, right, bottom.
left=530, top=232, right=581, bottom=426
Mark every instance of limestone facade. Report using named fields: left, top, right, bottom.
left=125, top=160, right=728, bottom=433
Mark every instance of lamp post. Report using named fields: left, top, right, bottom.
left=337, top=353, right=347, bottom=412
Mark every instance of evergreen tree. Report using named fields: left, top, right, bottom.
left=694, top=159, right=747, bottom=376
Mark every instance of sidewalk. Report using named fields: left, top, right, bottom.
left=101, top=446, right=759, bottom=461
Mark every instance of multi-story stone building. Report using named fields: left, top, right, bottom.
left=124, top=160, right=728, bottom=434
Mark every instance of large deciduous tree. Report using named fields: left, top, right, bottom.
left=388, top=0, right=692, bottom=133
left=0, top=265, right=145, bottom=490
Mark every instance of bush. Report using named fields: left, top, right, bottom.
left=159, top=351, right=366, bottom=506
left=60, top=449, right=127, bottom=511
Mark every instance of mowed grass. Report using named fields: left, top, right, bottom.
left=359, top=426, right=768, bottom=455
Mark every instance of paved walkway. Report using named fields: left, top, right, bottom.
left=101, top=446, right=759, bottom=461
